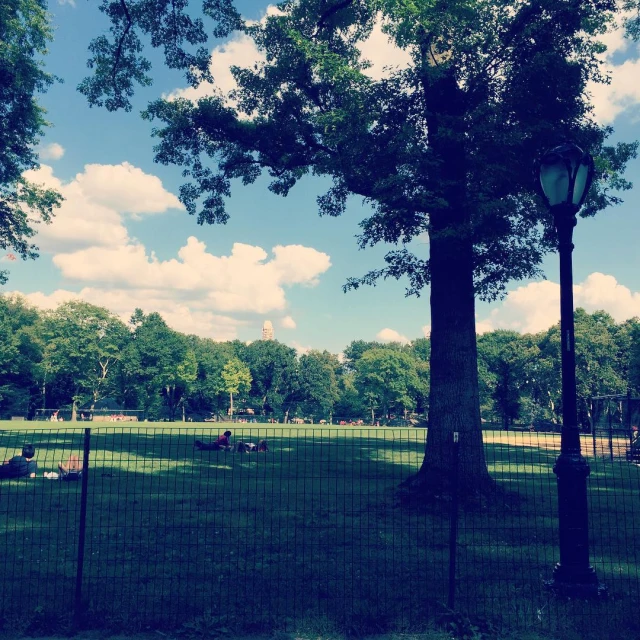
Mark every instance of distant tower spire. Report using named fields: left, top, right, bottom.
left=262, top=320, right=274, bottom=341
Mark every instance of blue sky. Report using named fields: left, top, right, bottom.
left=6, top=1, right=640, bottom=354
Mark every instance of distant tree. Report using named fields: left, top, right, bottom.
left=0, top=0, right=62, bottom=283
left=221, top=357, right=252, bottom=417
left=244, top=340, right=299, bottom=420
left=299, top=350, right=340, bottom=421
left=128, top=310, right=197, bottom=421
left=611, top=317, right=640, bottom=391
left=186, top=336, right=236, bottom=417
left=477, top=331, right=536, bottom=429
left=334, top=370, right=365, bottom=422
left=355, top=349, right=421, bottom=424
left=342, top=340, right=383, bottom=373
left=41, top=301, right=128, bottom=419
left=408, top=338, right=430, bottom=416
left=627, top=322, right=640, bottom=394
left=536, top=309, right=627, bottom=427
left=0, top=294, right=43, bottom=417
left=80, top=0, right=638, bottom=497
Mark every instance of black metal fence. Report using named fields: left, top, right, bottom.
left=0, top=426, right=639, bottom=638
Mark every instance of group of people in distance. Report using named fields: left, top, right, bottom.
left=0, top=444, right=83, bottom=480
left=1, top=430, right=267, bottom=481
left=194, top=431, right=269, bottom=453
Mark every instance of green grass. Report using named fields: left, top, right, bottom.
left=0, top=423, right=639, bottom=640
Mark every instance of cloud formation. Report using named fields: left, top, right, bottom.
left=281, top=315, right=297, bottom=329
left=12, top=287, right=245, bottom=341
left=23, top=163, right=182, bottom=252
left=588, top=16, right=640, bottom=124
left=53, top=238, right=331, bottom=314
left=376, top=328, right=410, bottom=344
left=38, top=143, right=65, bottom=160
left=15, top=162, right=332, bottom=341
left=358, top=16, right=413, bottom=80
left=477, top=273, right=640, bottom=334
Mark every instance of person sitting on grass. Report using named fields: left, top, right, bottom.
left=58, top=454, right=83, bottom=481
left=257, top=439, right=269, bottom=452
left=0, top=444, right=37, bottom=479
left=194, top=431, right=232, bottom=451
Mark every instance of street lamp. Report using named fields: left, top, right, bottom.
left=537, top=142, right=604, bottom=598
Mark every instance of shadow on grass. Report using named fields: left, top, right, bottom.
left=0, top=427, right=638, bottom=639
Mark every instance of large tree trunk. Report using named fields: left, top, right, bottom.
left=406, top=221, right=493, bottom=498
left=403, top=67, right=493, bottom=499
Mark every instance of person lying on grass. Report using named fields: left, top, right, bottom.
left=58, top=454, right=83, bottom=480
left=0, top=444, right=37, bottom=478
left=232, top=439, right=270, bottom=453
left=194, top=431, right=233, bottom=451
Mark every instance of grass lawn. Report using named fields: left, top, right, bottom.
left=0, top=422, right=638, bottom=640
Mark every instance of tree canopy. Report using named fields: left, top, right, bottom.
left=1, top=294, right=640, bottom=428
left=78, top=0, right=640, bottom=495
left=0, top=0, right=62, bottom=283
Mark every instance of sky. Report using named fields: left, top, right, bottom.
left=5, top=1, right=640, bottom=355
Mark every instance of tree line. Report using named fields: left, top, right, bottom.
left=2, top=294, right=640, bottom=426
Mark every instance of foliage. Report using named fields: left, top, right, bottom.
left=0, top=0, right=62, bottom=283
left=355, top=348, right=421, bottom=423
left=2, top=294, right=640, bottom=425
left=41, top=301, right=128, bottom=418
left=0, top=294, right=43, bottom=417
left=298, top=349, right=340, bottom=419
left=477, top=331, right=539, bottom=429
left=243, top=339, right=299, bottom=418
left=76, top=0, right=640, bottom=494
left=221, top=357, right=251, bottom=416
left=127, top=309, right=197, bottom=420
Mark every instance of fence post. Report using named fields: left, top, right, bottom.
left=448, top=431, right=460, bottom=610
left=591, top=398, right=596, bottom=458
left=608, top=405, right=614, bottom=462
left=74, top=428, right=91, bottom=625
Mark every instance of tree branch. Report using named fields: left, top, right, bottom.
left=315, top=0, right=354, bottom=34
left=112, top=0, right=134, bottom=96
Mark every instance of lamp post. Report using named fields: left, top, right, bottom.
left=537, top=142, right=604, bottom=598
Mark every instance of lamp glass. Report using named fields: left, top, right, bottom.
left=572, top=161, right=590, bottom=206
left=540, top=160, right=569, bottom=207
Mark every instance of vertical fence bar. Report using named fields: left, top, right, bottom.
left=74, top=427, right=91, bottom=625
left=447, top=431, right=460, bottom=611
left=608, top=406, right=614, bottom=461
left=591, top=399, right=597, bottom=458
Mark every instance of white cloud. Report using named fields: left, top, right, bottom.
left=477, top=273, right=640, bottom=334
left=57, top=0, right=76, bottom=6
left=73, top=162, right=182, bottom=215
left=358, top=16, right=413, bottom=81
left=38, top=143, right=65, bottom=161
left=23, top=163, right=182, bottom=252
left=16, top=289, right=81, bottom=310
left=53, top=238, right=331, bottom=314
left=16, top=160, right=332, bottom=341
left=421, top=325, right=431, bottom=338
left=165, top=33, right=265, bottom=104
left=376, top=327, right=410, bottom=344
left=291, top=340, right=312, bottom=355
left=589, top=15, right=640, bottom=124
left=166, top=6, right=287, bottom=105
left=11, top=287, right=245, bottom=341
left=281, top=315, right=297, bottom=329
